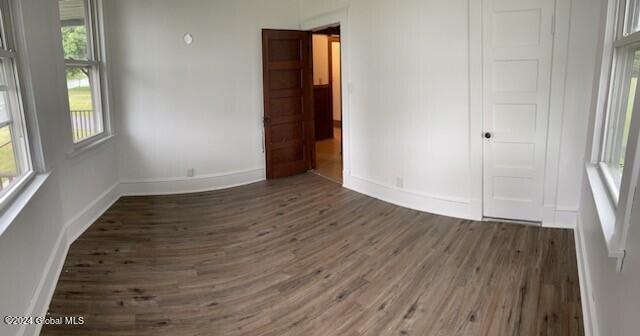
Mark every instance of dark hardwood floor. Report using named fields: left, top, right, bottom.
left=42, top=174, right=583, bottom=336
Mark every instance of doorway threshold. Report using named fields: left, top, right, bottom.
left=310, top=170, right=342, bottom=185
left=482, top=217, right=542, bottom=227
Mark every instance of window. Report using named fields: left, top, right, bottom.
left=0, top=0, right=33, bottom=206
left=600, top=0, right=640, bottom=202
left=592, top=0, right=640, bottom=265
left=59, top=0, right=106, bottom=144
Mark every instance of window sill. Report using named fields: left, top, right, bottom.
left=0, top=172, right=51, bottom=237
left=597, top=162, right=621, bottom=205
left=66, top=133, right=115, bottom=159
left=585, top=163, right=625, bottom=259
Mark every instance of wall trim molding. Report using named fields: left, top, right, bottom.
left=120, top=168, right=266, bottom=196
left=542, top=206, right=578, bottom=229
left=18, top=231, right=67, bottom=336
left=65, top=183, right=121, bottom=242
left=344, top=174, right=482, bottom=221
left=22, top=182, right=121, bottom=336
left=574, top=215, right=599, bottom=336
left=20, top=169, right=265, bottom=336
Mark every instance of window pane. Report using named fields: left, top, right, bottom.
left=59, top=0, right=90, bottom=60
left=0, top=91, right=10, bottom=124
left=0, top=60, right=10, bottom=123
left=0, top=59, right=7, bottom=86
left=604, top=48, right=640, bottom=189
left=67, top=66, right=101, bottom=142
left=620, top=50, right=639, bottom=168
left=0, top=0, right=32, bottom=203
left=0, top=125, right=18, bottom=192
left=627, top=0, right=640, bottom=34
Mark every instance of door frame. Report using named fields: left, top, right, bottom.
left=328, top=35, right=341, bottom=131
left=311, top=34, right=342, bottom=163
left=302, top=10, right=349, bottom=185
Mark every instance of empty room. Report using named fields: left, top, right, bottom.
left=0, top=0, right=639, bottom=335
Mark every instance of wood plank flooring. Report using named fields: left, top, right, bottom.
left=314, top=127, right=342, bottom=183
left=42, top=174, right=583, bottom=336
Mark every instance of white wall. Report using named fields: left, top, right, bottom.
left=349, top=0, right=472, bottom=198
left=302, top=0, right=484, bottom=219
left=301, top=0, right=349, bottom=20
left=553, top=0, right=605, bottom=214
left=574, top=0, right=640, bottom=334
left=108, top=0, right=300, bottom=184
left=300, top=0, right=592, bottom=224
left=579, top=183, right=640, bottom=336
left=0, top=0, right=120, bottom=335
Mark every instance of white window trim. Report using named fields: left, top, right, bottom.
left=0, top=0, right=52, bottom=234
left=0, top=172, right=49, bottom=236
left=589, top=0, right=640, bottom=271
left=63, top=0, right=113, bottom=156
left=598, top=161, right=621, bottom=204
left=0, top=0, right=36, bottom=212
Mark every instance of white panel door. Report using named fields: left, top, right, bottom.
left=483, top=0, right=555, bottom=221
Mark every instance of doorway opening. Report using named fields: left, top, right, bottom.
left=311, top=26, right=342, bottom=183
left=261, top=25, right=344, bottom=182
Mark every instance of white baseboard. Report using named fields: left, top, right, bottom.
left=65, top=183, right=121, bottom=242
left=344, top=175, right=482, bottom=221
left=543, top=206, right=578, bottom=229
left=575, top=215, right=599, bottom=336
left=21, top=169, right=265, bottom=336
left=119, top=168, right=265, bottom=196
left=18, top=232, right=67, bottom=336
left=21, top=182, right=121, bottom=336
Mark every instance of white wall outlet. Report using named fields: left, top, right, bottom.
left=396, top=177, right=404, bottom=188
left=187, top=168, right=195, bottom=177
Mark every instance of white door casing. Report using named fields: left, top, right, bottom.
left=483, top=0, right=555, bottom=221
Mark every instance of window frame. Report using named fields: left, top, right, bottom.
left=0, top=0, right=34, bottom=213
left=599, top=43, right=639, bottom=203
left=60, top=0, right=110, bottom=148
left=592, top=0, right=640, bottom=265
left=598, top=0, right=640, bottom=198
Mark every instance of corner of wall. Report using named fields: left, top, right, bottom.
left=343, top=175, right=483, bottom=221
left=21, top=168, right=265, bottom=336
left=543, top=205, right=579, bottom=229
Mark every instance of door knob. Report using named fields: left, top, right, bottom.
left=484, top=132, right=492, bottom=139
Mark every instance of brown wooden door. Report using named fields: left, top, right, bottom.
left=262, top=29, right=314, bottom=179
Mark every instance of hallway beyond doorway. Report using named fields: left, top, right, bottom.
left=314, top=126, right=342, bottom=183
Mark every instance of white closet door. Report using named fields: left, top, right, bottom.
left=483, top=0, right=555, bottom=221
